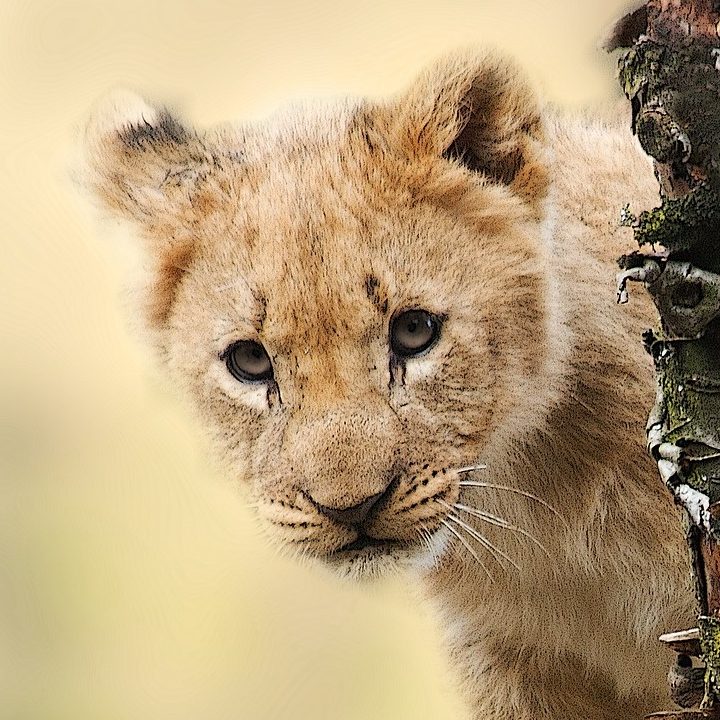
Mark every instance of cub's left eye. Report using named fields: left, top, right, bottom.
left=224, top=341, right=274, bottom=383
left=390, top=309, right=442, bottom=357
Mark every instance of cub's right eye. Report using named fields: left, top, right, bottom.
left=223, top=341, right=274, bottom=383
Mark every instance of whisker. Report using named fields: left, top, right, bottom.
left=455, top=504, right=510, bottom=528
left=439, top=522, right=465, bottom=567
left=441, top=507, right=521, bottom=573
left=456, top=464, right=487, bottom=473
left=440, top=518, right=494, bottom=583
left=458, top=480, right=569, bottom=529
left=453, top=502, right=553, bottom=560
left=424, top=528, right=441, bottom=570
left=416, top=525, right=440, bottom=570
left=415, top=526, right=430, bottom=553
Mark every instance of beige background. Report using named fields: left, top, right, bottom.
left=1, top=1, right=634, bottom=718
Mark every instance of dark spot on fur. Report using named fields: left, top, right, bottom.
left=365, top=274, right=380, bottom=299
left=254, top=294, right=268, bottom=330
left=401, top=496, right=432, bottom=513
left=347, top=106, right=381, bottom=155
left=362, top=130, right=375, bottom=152
left=120, top=111, right=190, bottom=150
left=444, top=141, right=482, bottom=173
left=365, top=274, right=389, bottom=314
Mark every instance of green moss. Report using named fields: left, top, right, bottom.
left=699, top=616, right=720, bottom=706
left=633, top=185, right=720, bottom=254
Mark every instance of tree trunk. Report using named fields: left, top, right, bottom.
left=610, top=1, right=720, bottom=717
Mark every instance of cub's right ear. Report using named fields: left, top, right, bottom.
left=79, top=90, right=216, bottom=240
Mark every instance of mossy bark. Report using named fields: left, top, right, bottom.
left=612, top=0, right=720, bottom=715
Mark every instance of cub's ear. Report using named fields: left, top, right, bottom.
left=80, top=90, right=216, bottom=235
left=392, top=50, right=548, bottom=209
left=79, top=91, right=222, bottom=327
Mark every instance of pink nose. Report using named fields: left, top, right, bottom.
left=313, top=491, right=386, bottom=526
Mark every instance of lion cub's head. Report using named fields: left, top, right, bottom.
left=83, top=51, right=550, bottom=577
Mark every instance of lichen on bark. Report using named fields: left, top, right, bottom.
left=612, top=0, right=720, bottom=714
left=630, top=186, right=720, bottom=253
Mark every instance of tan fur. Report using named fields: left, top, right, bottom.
left=81, top=50, right=693, bottom=719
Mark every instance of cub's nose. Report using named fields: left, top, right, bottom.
left=314, top=491, right=385, bottom=526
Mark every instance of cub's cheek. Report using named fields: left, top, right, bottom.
left=401, top=354, right=443, bottom=384
left=206, top=361, right=270, bottom=411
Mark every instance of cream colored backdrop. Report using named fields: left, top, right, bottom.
left=1, top=1, right=633, bottom=718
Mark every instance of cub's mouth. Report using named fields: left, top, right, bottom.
left=334, top=533, right=407, bottom=555
left=257, top=462, right=464, bottom=575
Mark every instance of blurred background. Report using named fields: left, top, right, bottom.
left=0, top=1, right=635, bottom=718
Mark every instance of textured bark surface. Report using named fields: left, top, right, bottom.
left=613, top=0, right=720, bottom=715
left=647, top=0, right=720, bottom=44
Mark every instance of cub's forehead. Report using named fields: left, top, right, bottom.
left=193, top=103, right=433, bottom=285
left=238, top=98, right=367, bottom=162
left=193, top=182, right=448, bottom=349
left=202, top=98, right=395, bottom=243
left=180, top=95, right=529, bottom=348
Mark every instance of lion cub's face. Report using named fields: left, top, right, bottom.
left=84, top=53, right=549, bottom=576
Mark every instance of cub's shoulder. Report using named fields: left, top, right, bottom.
left=544, top=106, right=658, bottom=261
left=546, top=105, right=658, bottom=219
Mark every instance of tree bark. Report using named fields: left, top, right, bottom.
left=611, top=1, right=720, bottom=717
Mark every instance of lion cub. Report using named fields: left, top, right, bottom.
left=82, top=51, right=693, bottom=719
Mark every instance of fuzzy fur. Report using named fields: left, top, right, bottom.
left=81, top=50, right=693, bottom=719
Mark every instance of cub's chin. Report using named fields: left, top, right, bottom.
left=320, top=530, right=452, bottom=581
left=324, top=545, right=408, bottom=580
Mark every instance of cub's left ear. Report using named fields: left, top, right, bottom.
left=393, top=50, right=548, bottom=209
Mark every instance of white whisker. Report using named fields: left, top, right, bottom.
left=415, top=526, right=430, bottom=554
left=453, top=502, right=553, bottom=560
left=458, top=480, right=569, bottom=529
left=440, top=523, right=466, bottom=567
left=456, top=464, right=487, bottom=473
left=416, top=525, right=440, bottom=570
left=440, top=518, right=494, bottom=583
left=441, top=508, right=521, bottom=573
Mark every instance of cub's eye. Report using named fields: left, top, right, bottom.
left=390, top=310, right=441, bottom=357
left=224, top=341, right=273, bottom=383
